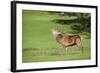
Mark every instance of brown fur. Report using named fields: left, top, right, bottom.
left=52, top=29, right=83, bottom=54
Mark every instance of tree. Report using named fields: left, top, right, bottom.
left=51, top=12, right=91, bottom=36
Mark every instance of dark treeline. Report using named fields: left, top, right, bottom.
left=49, top=12, right=91, bottom=37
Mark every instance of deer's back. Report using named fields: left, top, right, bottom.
left=56, top=34, right=81, bottom=46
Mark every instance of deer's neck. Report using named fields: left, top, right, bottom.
left=56, top=34, right=63, bottom=42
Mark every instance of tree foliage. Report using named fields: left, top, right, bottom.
left=50, top=12, right=91, bottom=36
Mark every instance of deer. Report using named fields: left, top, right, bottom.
left=52, top=29, right=83, bottom=54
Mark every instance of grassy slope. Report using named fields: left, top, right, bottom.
left=22, top=10, right=91, bottom=63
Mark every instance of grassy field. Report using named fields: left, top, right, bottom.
left=22, top=10, right=91, bottom=63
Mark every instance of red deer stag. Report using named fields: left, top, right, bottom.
left=52, top=29, right=83, bottom=54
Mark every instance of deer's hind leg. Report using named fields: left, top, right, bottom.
left=76, top=39, right=83, bottom=53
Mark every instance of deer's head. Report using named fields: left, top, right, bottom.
left=51, top=29, right=62, bottom=37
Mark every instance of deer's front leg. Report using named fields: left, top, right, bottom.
left=63, top=46, right=67, bottom=54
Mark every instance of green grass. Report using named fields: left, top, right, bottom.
left=22, top=10, right=91, bottom=63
